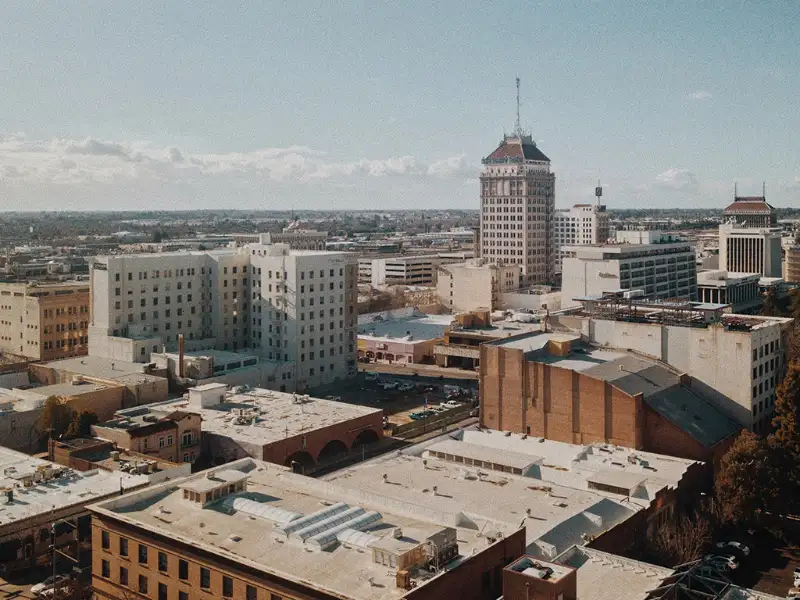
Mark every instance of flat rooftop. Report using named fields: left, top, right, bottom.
left=555, top=546, right=673, bottom=600
left=0, top=446, right=147, bottom=528
left=90, top=459, right=492, bottom=600
left=116, top=388, right=382, bottom=445
left=448, top=318, right=544, bottom=340
left=39, top=355, right=155, bottom=381
left=358, top=313, right=453, bottom=343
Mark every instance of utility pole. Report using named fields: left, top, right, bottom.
left=50, top=519, right=80, bottom=597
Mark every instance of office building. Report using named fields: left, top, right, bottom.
left=553, top=201, right=610, bottom=273
left=560, top=234, right=697, bottom=308
left=0, top=280, right=90, bottom=361
left=785, top=246, right=800, bottom=283
left=89, top=240, right=358, bottom=389
left=718, top=224, right=782, bottom=277
left=232, top=229, right=327, bottom=250
left=358, top=255, right=437, bottom=286
left=696, top=270, right=761, bottom=313
left=436, top=259, right=521, bottom=312
left=556, top=295, right=793, bottom=431
left=479, top=131, right=555, bottom=285
left=723, top=190, right=776, bottom=227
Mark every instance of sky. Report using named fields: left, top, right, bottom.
left=0, top=1, right=798, bottom=212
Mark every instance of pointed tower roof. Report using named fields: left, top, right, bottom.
left=483, top=134, right=550, bottom=165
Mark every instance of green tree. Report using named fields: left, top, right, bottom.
left=761, top=289, right=782, bottom=317
left=714, top=430, right=777, bottom=526
left=38, top=396, right=73, bottom=442
left=768, top=362, right=800, bottom=514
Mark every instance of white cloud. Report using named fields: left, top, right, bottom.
left=0, top=135, right=471, bottom=187
left=654, top=168, right=698, bottom=191
left=688, top=90, right=712, bottom=100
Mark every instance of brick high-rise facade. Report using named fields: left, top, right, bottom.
left=479, top=133, right=555, bottom=285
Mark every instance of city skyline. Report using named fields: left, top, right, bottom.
left=0, top=1, right=798, bottom=211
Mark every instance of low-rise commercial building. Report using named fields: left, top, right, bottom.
left=358, top=308, right=452, bottom=365
left=0, top=446, right=147, bottom=573
left=696, top=270, right=761, bottom=313
left=436, top=258, right=521, bottom=312
left=100, top=384, right=385, bottom=471
left=0, top=280, right=90, bottom=361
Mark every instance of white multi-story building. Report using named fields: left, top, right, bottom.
left=553, top=202, right=610, bottom=273
left=90, top=238, right=358, bottom=389
left=479, top=132, right=555, bottom=285
left=561, top=233, right=697, bottom=307
left=357, top=255, right=437, bottom=287
left=719, top=224, right=782, bottom=277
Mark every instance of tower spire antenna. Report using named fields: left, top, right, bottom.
left=515, top=77, right=521, bottom=136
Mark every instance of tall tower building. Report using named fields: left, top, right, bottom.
left=479, top=80, right=555, bottom=284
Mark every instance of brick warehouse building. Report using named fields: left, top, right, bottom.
left=479, top=332, right=741, bottom=467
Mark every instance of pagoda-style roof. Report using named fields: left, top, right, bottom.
left=724, top=196, right=775, bottom=214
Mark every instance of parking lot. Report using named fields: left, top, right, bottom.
left=722, top=530, right=800, bottom=596
left=309, top=372, right=478, bottom=426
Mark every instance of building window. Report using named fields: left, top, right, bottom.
left=119, top=537, right=128, bottom=557
left=101, top=559, right=110, bottom=578
left=180, top=592, right=189, bottom=600
left=200, top=567, right=211, bottom=589
left=158, top=551, right=168, bottom=572
left=120, top=566, right=129, bottom=586
left=178, top=559, right=188, bottom=579
left=138, top=575, right=148, bottom=594
left=158, top=583, right=168, bottom=600
left=246, top=585, right=258, bottom=600
left=101, top=530, right=110, bottom=550
left=138, top=544, right=148, bottom=564
left=223, top=576, right=234, bottom=597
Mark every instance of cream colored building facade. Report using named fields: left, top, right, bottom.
left=0, top=280, right=90, bottom=360
left=436, top=259, right=521, bottom=312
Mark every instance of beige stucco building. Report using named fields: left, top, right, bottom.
left=436, top=259, right=521, bottom=313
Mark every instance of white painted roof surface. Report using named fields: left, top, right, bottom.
left=425, top=439, right=542, bottom=472
left=0, top=446, right=147, bottom=527
left=128, top=388, right=382, bottom=446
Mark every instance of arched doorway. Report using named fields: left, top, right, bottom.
left=317, top=439, right=348, bottom=464
left=352, top=429, right=380, bottom=448
left=284, top=451, right=315, bottom=474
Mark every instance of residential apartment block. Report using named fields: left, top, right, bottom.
left=436, top=259, right=521, bottom=312
left=0, top=280, right=90, bottom=360
left=479, top=133, right=555, bottom=284
left=553, top=203, right=610, bottom=273
left=90, top=238, right=358, bottom=389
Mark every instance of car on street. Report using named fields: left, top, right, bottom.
left=364, top=372, right=378, bottom=381
left=379, top=380, right=398, bottom=390
left=441, top=400, right=462, bottom=409
left=398, top=382, right=415, bottom=392
left=32, top=574, right=72, bottom=596
left=703, top=554, right=738, bottom=571
left=715, top=541, right=750, bottom=557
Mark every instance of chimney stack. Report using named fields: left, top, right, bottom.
left=178, top=333, right=185, bottom=378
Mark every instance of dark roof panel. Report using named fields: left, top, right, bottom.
left=484, top=137, right=550, bottom=163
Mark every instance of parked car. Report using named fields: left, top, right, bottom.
left=398, top=382, right=415, bottom=392
left=364, top=372, right=378, bottom=381
left=379, top=380, right=398, bottom=390
left=441, top=400, right=462, bottom=409
left=32, top=574, right=72, bottom=596
left=418, top=384, right=437, bottom=392
left=703, top=554, right=738, bottom=571
left=715, top=541, right=750, bottom=557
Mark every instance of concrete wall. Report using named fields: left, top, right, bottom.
left=497, top=290, right=562, bottom=312
left=0, top=408, right=41, bottom=452
left=0, top=369, right=29, bottom=388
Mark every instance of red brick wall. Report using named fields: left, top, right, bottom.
left=481, top=345, right=643, bottom=449
left=503, top=564, right=577, bottom=600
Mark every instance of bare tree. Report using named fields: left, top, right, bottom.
left=648, top=512, right=713, bottom=566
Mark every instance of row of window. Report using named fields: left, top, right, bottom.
left=99, top=531, right=280, bottom=600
